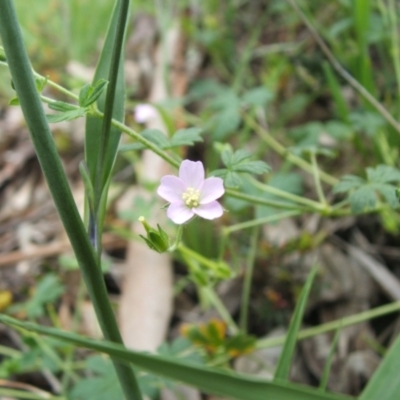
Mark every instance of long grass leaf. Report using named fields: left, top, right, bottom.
left=359, top=333, right=400, bottom=400
left=274, top=264, right=318, bottom=381
left=0, top=315, right=355, bottom=400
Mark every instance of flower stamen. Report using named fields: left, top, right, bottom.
left=182, top=187, right=200, bottom=208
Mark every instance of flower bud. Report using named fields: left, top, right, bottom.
left=138, top=216, right=170, bottom=253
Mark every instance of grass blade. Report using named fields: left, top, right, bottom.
left=84, top=0, right=128, bottom=245
left=0, top=315, right=355, bottom=400
left=359, top=332, right=400, bottom=400
left=274, top=264, right=318, bottom=381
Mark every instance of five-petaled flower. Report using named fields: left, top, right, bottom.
left=157, top=160, right=224, bottom=224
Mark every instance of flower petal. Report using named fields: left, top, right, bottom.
left=199, top=177, right=224, bottom=204
left=167, top=202, right=195, bottom=224
left=193, top=201, right=224, bottom=220
left=179, top=160, right=204, bottom=189
left=157, top=176, right=186, bottom=203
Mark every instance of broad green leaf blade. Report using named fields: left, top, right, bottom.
left=274, top=264, right=318, bottom=381
left=0, top=315, right=353, bottom=400
left=359, top=333, right=400, bottom=400
left=84, top=1, right=126, bottom=189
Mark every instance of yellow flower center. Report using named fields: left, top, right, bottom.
left=182, top=187, right=200, bottom=208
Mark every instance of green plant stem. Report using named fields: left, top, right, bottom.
left=223, top=210, right=302, bottom=235
left=257, top=301, right=400, bottom=348
left=168, top=224, right=183, bottom=252
left=239, top=227, right=259, bottom=333
left=0, top=3, right=142, bottom=399
left=310, top=152, right=328, bottom=205
left=94, top=109, right=181, bottom=168
left=0, top=388, right=64, bottom=400
left=202, top=286, right=239, bottom=334
left=289, top=0, right=400, bottom=135
left=0, top=344, right=20, bottom=357
left=225, top=188, right=311, bottom=211
left=249, top=176, right=327, bottom=211
left=178, top=244, right=222, bottom=273
left=247, top=116, right=338, bottom=186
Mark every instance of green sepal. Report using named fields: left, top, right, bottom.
left=138, top=217, right=170, bottom=253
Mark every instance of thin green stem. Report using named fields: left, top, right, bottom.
left=0, top=388, right=64, bottom=400
left=202, top=286, right=239, bottom=334
left=249, top=176, right=327, bottom=211
left=225, top=188, right=311, bottom=211
left=239, top=227, right=259, bottom=333
left=178, top=244, right=222, bottom=272
left=0, top=3, right=142, bottom=399
left=257, top=301, right=400, bottom=348
left=247, top=116, right=338, bottom=186
left=94, top=109, right=181, bottom=168
left=223, top=210, right=302, bottom=234
left=310, top=152, right=328, bottom=205
left=168, top=224, right=183, bottom=252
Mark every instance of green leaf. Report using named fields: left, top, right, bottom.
left=366, top=165, right=400, bottom=184
left=10, top=274, right=64, bottom=319
left=241, top=87, right=274, bottom=107
left=349, top=111, right=385, bottom=137
left=169, top=127, right=204, bottom=147
left=325, top=121, right=353, bottom=140
left=211, top=106, right=241, bottom=140
left=84, top=2, right=126, bottom=193
left=79, top=79, right=108, bottom=108
left=233, top=160, right=270, bottom=175
left=47, top=108, right=86, bottom=123
left=70, top=355, right=124, bottom=400
left=141, top=129, right=171, bottom=148
left=360, top=331, right=400, bottom=400
left=274, top=265, right=318, bottom=381
left=348, top=186, right=377, bottom=213
left=374, top=183, right=398, bottom=208
left=48, top=101, right=78, bottom=112
left=0, top=314, right=354, bottom=400
left=333, top=175, right=365, bottom=193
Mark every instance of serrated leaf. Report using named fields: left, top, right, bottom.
left=47, top=108, right=86, bottom=123
left=232, top=160, right=270, bottom=175
left=169, top=128, right=204, bottom=147
left=48, top=101, right=79, bottom=112
left=374, top=183, right=398, bottom=208
left=367, top=165, right=400, bottom=184
left=242, top=87, right=274, bottom=107
left=230, top=149, right=253, bottom=166
left=348, top=186, right=377, bottom=214
left=325, top=120, right=353, bottom=140
left=142, top=129, right=170, bottom=148
left=333, top=175, right=365, bottom=194
left=225, top=171, right=242, bottom=188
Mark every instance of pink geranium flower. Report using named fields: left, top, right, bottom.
left=157, top=160, right=225, bottom=224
